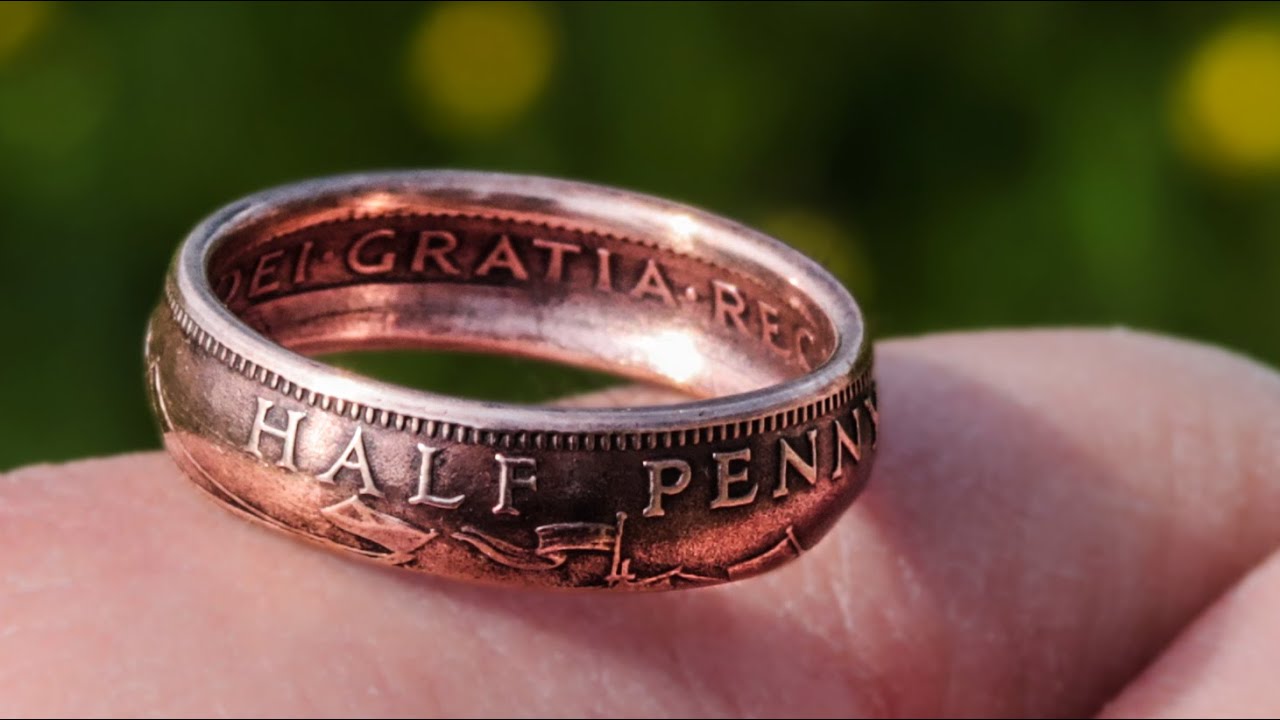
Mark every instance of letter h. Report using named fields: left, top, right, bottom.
left=245, top=396, right=307, bottom=471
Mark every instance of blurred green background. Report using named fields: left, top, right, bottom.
left=2, top=1, right=1279, bottom=470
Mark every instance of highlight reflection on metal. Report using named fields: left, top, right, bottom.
left=665, top=212, right=699, bottom=254
left=641, top=330, right=705, bottom=386
left=146, top=171, right=876, bottom=591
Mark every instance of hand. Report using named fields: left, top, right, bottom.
left=2, top=330, right=1278, bottom=718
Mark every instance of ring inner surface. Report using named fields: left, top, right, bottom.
left=207, top=205, right=838, bottom=399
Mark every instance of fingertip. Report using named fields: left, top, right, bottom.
left=1100, top=545, right=1280, bottom=718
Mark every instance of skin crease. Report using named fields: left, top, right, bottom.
left=0, top=329, right=1278, bottom=718
left=1099, top=545, right=1280, bottom=719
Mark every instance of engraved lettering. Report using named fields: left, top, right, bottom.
left=759, top=301, right=788, bottom=353
left=642, top=458, right=692, bottom=518
left=774, top=428, right=819, bottom=498
left=412, top=230, right=462, bottom=276
left=347, top=229, right=397, bottom=275
left=712, top=280, right=749, bottom=334
left=216, top=269, right=242, bottom=303
left=711, top=448, right=756, bottom=509
left=475, top=235, right=529, bottom=280
left=832, top=411, right=862, bottom=480
left=294, top=240, right=314, bottom=284
left=248, top=249, right=286, bottom=298
left=629, top=259, right=677, bottom=306
left=244, top=396, right=306, bottom=471
left=531, top=238, right=582, bottom=282
left=492, top=454, right=537, bottom=515
left=864, top=395, right=879, bottom=448
left=409, top=444, right=464, bottom=509
left=317, top=426, right=384, bottom=498
left=795, top=327, right=817, bottom=371
left=595, top=248, right=614, bottom=291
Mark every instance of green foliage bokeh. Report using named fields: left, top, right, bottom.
left=1, top=1, right=1278, bottom=469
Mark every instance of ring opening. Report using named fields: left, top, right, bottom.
left=204, top=191, right=840, bottom=399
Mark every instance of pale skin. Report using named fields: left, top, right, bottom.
left=2, top=330, right=1279, bottom=718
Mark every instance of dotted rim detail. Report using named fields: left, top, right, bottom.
left=166, top=289, right=872, bottom=449
left=168, top=205, right=873, bottom=450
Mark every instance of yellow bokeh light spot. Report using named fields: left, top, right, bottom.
left=759, top=209, right=873, bottom=299
left=0, top=2, right=51, bottom=66
left=1177, top=21, right=1280, bottom=174
left=407, top=2, right=555, bottom=136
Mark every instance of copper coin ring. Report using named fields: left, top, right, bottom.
left=145, top=171, right=876, bottom=591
